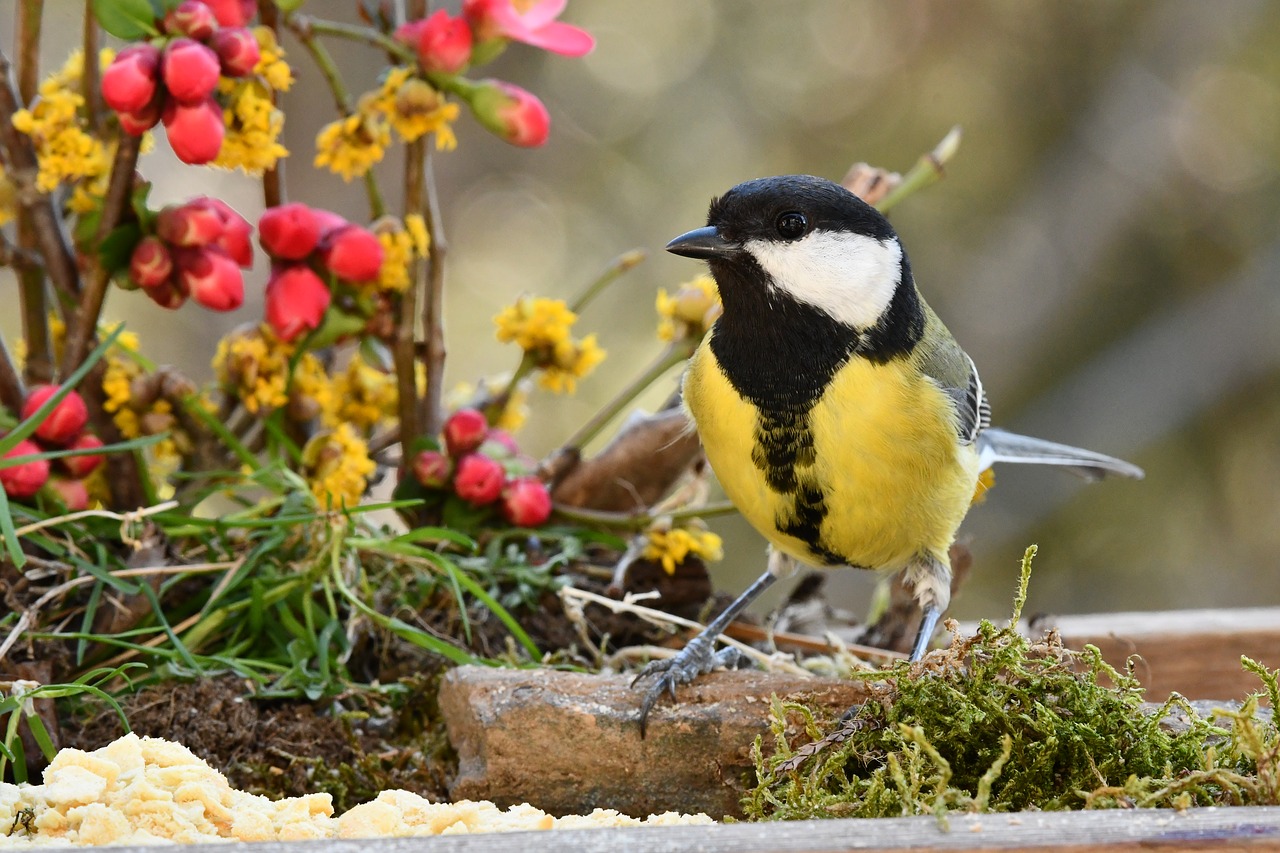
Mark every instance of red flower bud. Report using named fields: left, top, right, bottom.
left=47, top=476, right=90, bottom=511
left=196, top=197, right=254, bottom=266
left=61, top=433, right=105, bottom=479
left=101, top=44, right=161, bottom=114
left=209, top=27, right=261, bottom=78
left=162, top=97, right=225, bottom=164
left=174, top=247, right=244, bottom=311
left=162, top=38, right=222, bottom=105
left=469, top=80, right=549, bottom=148
left=130, top=235, right=174, bottom=288
left=415, top=10, right=473, bottom=74
left=204, top=0, right=255, bottom=27
left=444, top=408, right=489, bottom=457
left=411, top=449, right=453, bottom=489
left=0, top=440, right=50, bottom=500
left=259, top=203, right=320, bottom=260
left=320, top=225, right=384, bottom=283
left=22, top=385, right=89, bottom=447
left=164, top=1, right=219, bottom=40
left=156, top=200, right=224, bottom=247
left=117, top=91, right=164, bottom=135
left=312, top=209, right=349, bottom=241
left=265, top=264, right=331, bottom=342
left=145, top=279, right=189, bottom=309
left=453, top=453, right=505, bottom=505
left=501, top=476, right=551, bottom=527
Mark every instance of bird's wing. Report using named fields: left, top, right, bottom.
left=915, top=311, right=987, bottom=446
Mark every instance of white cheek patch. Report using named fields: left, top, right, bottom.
left=745, top=231, right=903, bottom=330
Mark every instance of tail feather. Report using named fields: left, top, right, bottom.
left=976, top=427, right=1145, bottom=481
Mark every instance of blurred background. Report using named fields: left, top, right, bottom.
left=4, top=0, right=1280, bottom=623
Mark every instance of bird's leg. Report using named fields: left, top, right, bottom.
left=902, top=552, right=952, bottom=662
left=632, top=550, right=795, bottom=736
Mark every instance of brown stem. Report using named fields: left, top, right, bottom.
left=13, top=4, right=54, bottom=383
left=80, top=361, right=147, bottom=510
left=0, top=335, right=26, bottom=414
left=258, top=0, right=283, bottom=207
left=60, top=133, right=141, bottom=377
left=396, top=139, right=425, bottom=461
left=80, top=3, right=101, bottom=135
left=0, top=49, right=83, bottom=308
left=418, top=149, right=447, bottom=437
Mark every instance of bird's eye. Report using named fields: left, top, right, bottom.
left=775, top=211, right=807, bottom=240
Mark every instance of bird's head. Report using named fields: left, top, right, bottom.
left=666, top=175, right=910, bottom=332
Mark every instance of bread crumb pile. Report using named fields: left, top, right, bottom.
left=0, top=734, right=712, bottom=846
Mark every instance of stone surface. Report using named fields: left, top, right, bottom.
left=438, top=666, right=871, bottom=819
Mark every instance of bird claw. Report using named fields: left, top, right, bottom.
left=632, top=636, right=751, bottom=737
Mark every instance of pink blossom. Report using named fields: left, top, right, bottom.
left=463, top=0, right=594, bottom=57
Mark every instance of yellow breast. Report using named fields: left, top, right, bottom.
left=683, top=341, right=979, bottom=572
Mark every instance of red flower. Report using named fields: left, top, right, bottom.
left=259, top=203, right=321, bottom=260
left=443, top=408, right=489, bottom=457
left=102, top=44, right=161, bottom=114
left=463, top=0, right=594, bottom=57
left=145, top=280, right=189, bottom=309
left=174, top=247, right=244, bottom=311
left=469, top=80, right=549, bottom=147
left=164, top=1, right=219, bottom=40
left=22, top=385, right=89, bottom=447
left=162, top=97, right=225, bottom=164
left=156, top=199, right=224, bottom=247
left=162, top=38, right=222, bottom=105
left=501, top=476, right=551, bottom=527
left=453, top=453, right=505, bottom=505
left=405, top=10, right=473, bottom=74
left=130, top=236, right=174, bottom=288
left=61, top=433, right=105, bottom=479
left=0, top=440, right=50, bottom=500
left=265, top=264, right=330, bottom=342
left=320, top=225, right=384, bottom=283
left=48, top=476, right=90, bottom=511
left=209, top=27, right=261, bottom=78
left=198, top=197, right=254, bottom=266
left=411, top=449, right=453, bottom=489
left=117, top=94, right=164, bottom=135
left=203, top=0, right=255, bottom=27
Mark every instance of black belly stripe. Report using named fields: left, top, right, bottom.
left=748, top=407, right=843, bottom=565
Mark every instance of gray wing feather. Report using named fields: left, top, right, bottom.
left=976, top=427, right=1145, bottom=481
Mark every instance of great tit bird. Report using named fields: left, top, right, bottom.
left=634, top=174, right=1143, bottom=731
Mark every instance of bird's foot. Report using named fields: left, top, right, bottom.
left=632, top=635, right=751, bottom=736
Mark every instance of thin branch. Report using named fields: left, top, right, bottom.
left=551, top=499, right=740, bottom=532
left=0, top=49, right=83, bottom=308
left=560, top=339, right=697, bottom=452
left=396, top=138, right=425, bottom=459
left=258, top=0, right=283, bottom=207
left=298, top=15, right=416, bottom=65
left=59, top=133, right=142, bottom=377
left=80, top=2, right=101, bottom=135
left=569, top=249, right=646, bottom=314
left=419, top=148, right=448, bottom=436
left=0, top=335, right=25, bottom=413
left=16, top=0, right=41, bottom=104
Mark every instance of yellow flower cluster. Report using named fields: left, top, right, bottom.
left=656, top=274, right=720, bottom=342
left=213, top=28, right=292, bottom=175
left=493, top=297, right=605, bottom=394
left=642, top=525, right=724, bottom=575
left=96, top=326, right=183, bottom=477
left=214, top=79, right=287, bottom=175
left=213, top=326, right=327, bottom=416
left=11, top=50, right=109, bottom=193
left=374, top=214, right=430, bottom=292
left=314, top=112, right=391, bottom=182
left=303, top=423, right=376, bottom=508
left=330, top=353, right=397, bottom=431
left=363, top=66, right=459, bottom=150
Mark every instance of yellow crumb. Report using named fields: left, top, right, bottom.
left=0, top=735, right=712, bottom=846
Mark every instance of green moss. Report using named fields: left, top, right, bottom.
left=745, top=547, right=1279, bottom=819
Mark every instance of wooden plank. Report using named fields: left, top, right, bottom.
left=102, top=805, right=1280, bottom=853
left=1035, top=607, right=1280, bottom=701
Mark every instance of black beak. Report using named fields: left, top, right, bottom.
left=665, top=226, right=737, bottom=260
